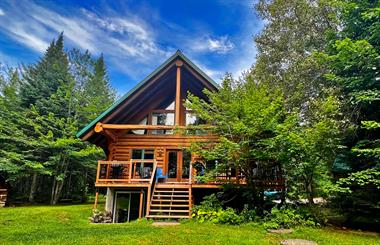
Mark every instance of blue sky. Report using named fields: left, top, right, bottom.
left=0, top=0, right=262, bottom=95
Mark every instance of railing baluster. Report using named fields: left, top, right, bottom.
left=128, top=160, right=132, bottom=183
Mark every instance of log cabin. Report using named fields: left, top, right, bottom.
left=77, top=50, right=283, bottom=222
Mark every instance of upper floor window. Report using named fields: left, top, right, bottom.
left=152, top=112, right=174, bottom=134
left=131, top=117, right=148, bottom=135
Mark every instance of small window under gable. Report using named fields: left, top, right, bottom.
left=131, top=117, right=148, bottom=135
left=165, top=101, right=175, bottom=110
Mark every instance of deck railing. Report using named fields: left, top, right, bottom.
left=189, top=165, right=246, bottom=185
left=96, top=160, right=157, bottom=184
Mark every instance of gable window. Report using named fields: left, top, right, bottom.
left=151, top=113, right=174, bottom=134
left=131, top=117, right=148, bottom=135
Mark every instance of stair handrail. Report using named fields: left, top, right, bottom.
left=146, top=160, right=157, bottom=216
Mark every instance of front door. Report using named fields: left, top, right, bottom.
left=166, top=150, right=191, bottom=182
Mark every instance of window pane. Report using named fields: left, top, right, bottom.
left=152, top=113, right=174, bottom=135
left=144, top=150, right=154, bottom=159
left=132, top=149, right=154, bottom=159
left=166, top=101, right=175, bottom=110
left=182, top=150, right=191, bottom=178
left=186, top=113, right=206, bottom=126
left=152, top=113, right=174, bottom=126
left=132, top=150, right=143, bottom=159
left=168, top=151, right=177, bottom=178
left=131, top=117, right=147, bottom=135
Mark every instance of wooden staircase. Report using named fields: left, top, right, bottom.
left=147, top=184, right=192, bottom=220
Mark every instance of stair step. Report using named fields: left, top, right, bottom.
left=150, top=204, right=189, bottom=207
left=146, top=215, right=190, bottom=219
left=149, top=209, right=190, bottom=213
left=154, top=190, right=189, bottom=193
left=151, top=199, right=189, bottom=202
left=153, top=194, right=189, bottom=197
left=155, top=184, right=190, bottom=188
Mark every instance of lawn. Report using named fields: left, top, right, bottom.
left=0, top=204, right=379, bottom=245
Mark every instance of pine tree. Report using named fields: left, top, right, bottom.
left=20, top=33, right=72, bottom=113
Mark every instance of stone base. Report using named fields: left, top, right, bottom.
left=281, top=239, right=317, bottom=245
left=268, top=229, right=294, bottom=234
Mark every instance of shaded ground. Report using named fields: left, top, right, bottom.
left=0, top=204, right=379, bottom=244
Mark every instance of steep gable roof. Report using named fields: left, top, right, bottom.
left=76, top=50, right=219, bottom=140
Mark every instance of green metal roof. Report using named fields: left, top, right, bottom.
left=76, top=50, right=219, bottom=139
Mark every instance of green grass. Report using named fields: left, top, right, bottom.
left=0, top=204, right=379, bottom=244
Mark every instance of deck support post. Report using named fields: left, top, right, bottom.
left=146, top=186, right=151, bottom=216
left=93, top=191, right=99, bottom=209
left=139, top=190, right=144, bottom=218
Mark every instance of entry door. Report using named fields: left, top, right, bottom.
left=166, top=150, right=191, bottom=182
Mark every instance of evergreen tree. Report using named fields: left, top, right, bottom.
left=20, top=33, right=72, bottom=113
left=1, top=34, right=114, bottom=204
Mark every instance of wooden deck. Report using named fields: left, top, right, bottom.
left=95, top=159, right=245, bottom=188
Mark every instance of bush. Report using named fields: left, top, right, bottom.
left=192, top=194, right=245, bottom=225
left=240, top=204, right=258, bottom=222
left=263, top=207, right=319, bottom=229
left=192, top=207, right=244, bottom=225
left=192, top=193, right=223, bottom=213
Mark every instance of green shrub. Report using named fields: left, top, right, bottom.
left=192, top=207, right=244, bottom=225
left=240, top=205, right=258, bottom=222
left=263, top=207, right=319, bottom=229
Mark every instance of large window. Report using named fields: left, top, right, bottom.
left=131, top=149, right=154, bottom=179
left=131, top=149, right=154, bottom=160
left=151, top=112, right=174, bottom=135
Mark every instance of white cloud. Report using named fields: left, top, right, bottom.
left=207, top=36, right=235, bottom=54
left=0, top=8, right=5, bottom=16
left=0, top=1, right=172, bottom=79
left=191, top=35, right=235, bottom=54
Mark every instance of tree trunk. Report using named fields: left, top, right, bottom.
left=306, top=181, right=314, bottom=205
left=29, top=172, right=38, bottom=203
left=50, top=177, right=57, bottom=205
left=81, top=170, right=88, bottom=203
left=50, top=157, right=70, bottom=205
left=52, top=180, right=64, bottom=205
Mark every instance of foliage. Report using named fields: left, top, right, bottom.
left=254, top=0, right=338, bottom=107
left=273, top=95, right=342, bottom=202
left=192, top=193, right=223, bottom=212
left=0, top=33, right=115, bottom=204
left=192, top=208, right=244, bottom=225
left=187, top=75, right=287, bottom=212
left=192, top=194, right=245, bottom=225
left=263, top=207, right=320, bottom=229
left=332, top=168, right=380, bottom=193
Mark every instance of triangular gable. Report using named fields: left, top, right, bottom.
left=76, top=50, right=219, bottom=140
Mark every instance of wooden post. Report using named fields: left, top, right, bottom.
left=139, top=190, right=144, bottom=218
left=128, top=160, right=132, bottom=183
left=188, top=186, right=192, bottom=218
left=189, top=161, right=193, bottom=184
left=93, top=191, right=99, bottom=209
left=175, top=60, right=183, bottom=126
left=146, top=186, right=151, bottom=215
